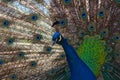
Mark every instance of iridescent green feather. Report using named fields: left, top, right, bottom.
left=76, top=35, right=107, bottom=76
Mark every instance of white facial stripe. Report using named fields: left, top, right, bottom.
left=59, top=35, right=62, bottom=41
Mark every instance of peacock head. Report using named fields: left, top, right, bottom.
left=52, top=21, right=65, bottom=45
left=52, top=32, right=64, bottom=45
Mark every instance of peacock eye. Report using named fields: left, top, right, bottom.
left=62, top=0, right=71, bottom=5
left=59, top=19, right=67, bottom=27
left=10, top=74, right=17, bottom=79
left=106, top=47, right=113, bottom=53
left=114, top=53, right=119, bottom=57
left=3, top=20, right=10, bottom=27
left=113, top=35, right=120, bottom=42
left=79, top=9, right=88, bottom=21
left=99, top=11, right=104, bottom=17
left=64, top=0, right=71, bottom=3
left=90, top=26, right=94, bottom=30
left=18, top=52, right=25, bottom=58
left=82, top=13, right=86, bottom=18
left=7, top=38, right=15, bottom=45
left=31, top=15, right=38, bottom=21
left=36, top=34, right=42, bottom=40
left=61, top=53, right=65, bottom=58
left=0, top=59, right=4, bottom=65
left=81, top=32, right=85, bottom=37
left=102, top=31, right=106, bottom=34
left=6, top=0, right=11, bottom=2
left=46, top=47, right=52, bottom=52
left=88, top=24, right=95, bottom=32
left=114, top=36, right=119, bottom=40
left=115, top=0, right=120, bottom=3
left=97, top=8, right=106, bottom=18
left=30, top=61, right=37, bottom=67
left=61, top=21, right=64, bottom=25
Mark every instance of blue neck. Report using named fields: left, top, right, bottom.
left=61, top=39, right=96, bottom=80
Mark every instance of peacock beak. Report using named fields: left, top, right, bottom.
left=52, top=41, right=56, bottom=46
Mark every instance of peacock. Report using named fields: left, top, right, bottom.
left=0, top=0, right=120, bottom=80
left=52, top=31, right=97, bottom=80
